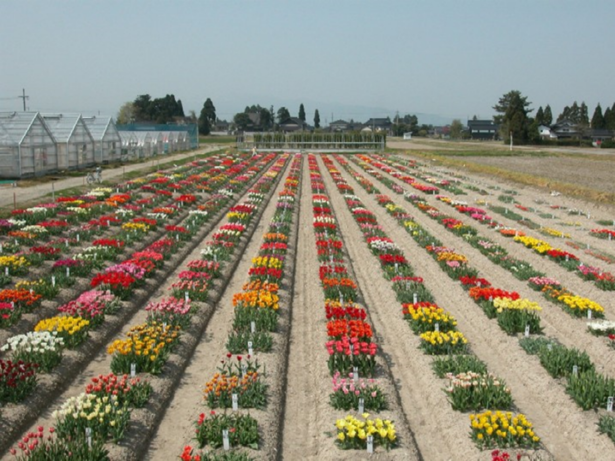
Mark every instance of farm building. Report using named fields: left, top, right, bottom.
left=145, top=131, right=163, bottom=156
left=82, top=116, right=121, bottom=163
left=119, top=131, right=139, bottom=158
left=0, top=111, right=58, bottom=178
left=467, top=120, right=499, bottom=140
left=135, top=131, right=154, bottom=158
left=42, top=114, right=95, bottom=170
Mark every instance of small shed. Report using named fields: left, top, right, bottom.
left=43, top=114, right=95, bottom=170
left=83, top=116, right=121, bottom=163
left=0, top=111, right=58, bottom=178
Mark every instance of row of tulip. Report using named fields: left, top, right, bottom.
left=308, top=154, right=397, bottom=453
left=366, top=153, right=615, bottom=291
left=0, top=154, right=245, bottom=323
left=339, top=156, right=548, bottom=339
left=352, top=155, right=610, bottom=328
left=3, top=152, right=280, bottom=458
left=324, top=154, right=540, bottom=451
left=183, top=153, right=300, bottom=460
left=340, top=153, right=615, bottom=450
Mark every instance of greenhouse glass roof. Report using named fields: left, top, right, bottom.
left=42, top=114, right=86, bottom=143
left=0, top=111, right=42, bottom=147
left=82, top=116, right=119, bottom=142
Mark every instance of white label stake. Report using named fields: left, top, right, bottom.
left=358, top=398, right=365, bottom=414
left=608, top=396, right=614, bottom=412
left=222, top=429, right=230, bottom=451
left=232, top=393, right=238, bottom=411
left=250, top=321, right=256, bottom=333
left=85, top=427, right=92, bottom=449
left=130, top=363, right=136, bottom=378
left=367, top=435, right=374, bottom=453
left=573, top=365, right=578, bottom=376
left=248, top=341, right=254, bottom=356
left=524, top=324, right=530, bottom=337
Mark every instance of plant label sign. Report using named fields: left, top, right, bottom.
left=232, top=393, right=238, bottom=411
left=248, top=341, right=254, bottom=356
left=66, top=267, right=70, bottom=277
left=587, top=310, right=592, bottom=320
left=367, top=435, right=374, bottom=453
left=608, top=396, right=614, bottom=412
left=130, top=363, right=137, bottom=378
left=435, top=323, right=440, bottom=332
left=573, top=365, right=578, bottom=376
left=413, top=293, right=418, bottom=304
left=358, top=398, right=365, bottom=414
left=85, top=427, right=92, bottom=449
left=250, top=321, right=256, bottom=333
left=185, top=291, right=190, bottom=302
left=353, top=367, right=359, bottom=383
left=51, top=276, right=56, bottom=287
left=524, top=325, right=530, bottom=337
left=222, top=429, right=230, bottom=451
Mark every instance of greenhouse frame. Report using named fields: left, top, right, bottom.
left=42, top=114, right=95, bottom=170
left=0, top=111, right=58, bottom=178
left=82, top=116, right=121, bottom=163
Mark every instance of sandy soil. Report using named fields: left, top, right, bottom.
left=445, top=156, right=615, bottom=195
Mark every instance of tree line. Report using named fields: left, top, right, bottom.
left=493, top=90, right=615, bottom=144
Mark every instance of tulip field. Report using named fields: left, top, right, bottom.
left=0, top=149, right=614, bottom=460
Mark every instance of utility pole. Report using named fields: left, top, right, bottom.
left=18, top=89, right=29, bottom=111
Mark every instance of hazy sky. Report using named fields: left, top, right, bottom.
left=1, top=1, right=613, bottom=125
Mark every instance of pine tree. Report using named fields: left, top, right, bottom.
left=591, top=104, right=605, bottom=129
left=535, top=106, right=544, bottom=125
left=604, top=106, right=615, bottom=130
left=314, top=109, right=320, bottom=129
left=298, top=103, right=306, bottom=122
left=543, top=105, right=553, bottom=125
left=493, top=90, right=533, bottom=144
left=580, top=102, right=589, bottom=126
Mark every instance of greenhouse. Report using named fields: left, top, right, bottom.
left=135, top=131, right=153, bottom=158
left=0, top=111, right=58, bottom=178
left=119, top=131, right=139, bottom=159
left=42, top=114, right=95, bottom=170
left=148, top=131, right=164, bottom=156
left=82, top=116, right=121, bottom=163
left=163, top=131, right=177, bottom=153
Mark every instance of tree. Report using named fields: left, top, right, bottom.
left=535, top=106, right=544, bottom=125
left=116, top=102, right=135, bottom=124
left=493, top=90, right=533, bottom=144
left=277, top=107, right=291, bottom=125
left=543, top=105, right=553, bottom=125
left=233, top=112, right=252, bottom=132
left=591, top=104, right=605, bottom=129
left=298, top=104, right=306, bottom=123
left=528, top=117, right=541, bottom=144
left=314, top=109, right=320, bottom=128
left=449, top=119, right=464, bottom=139
left=132, top=94, right=184, bottom=124
left=203, top=98, right=216, bottom=125
left=198, top=115, right=210, bottom=135
left=604, top=106, right=615, bottom=130
left=580, top=102, right=589, bottom=126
